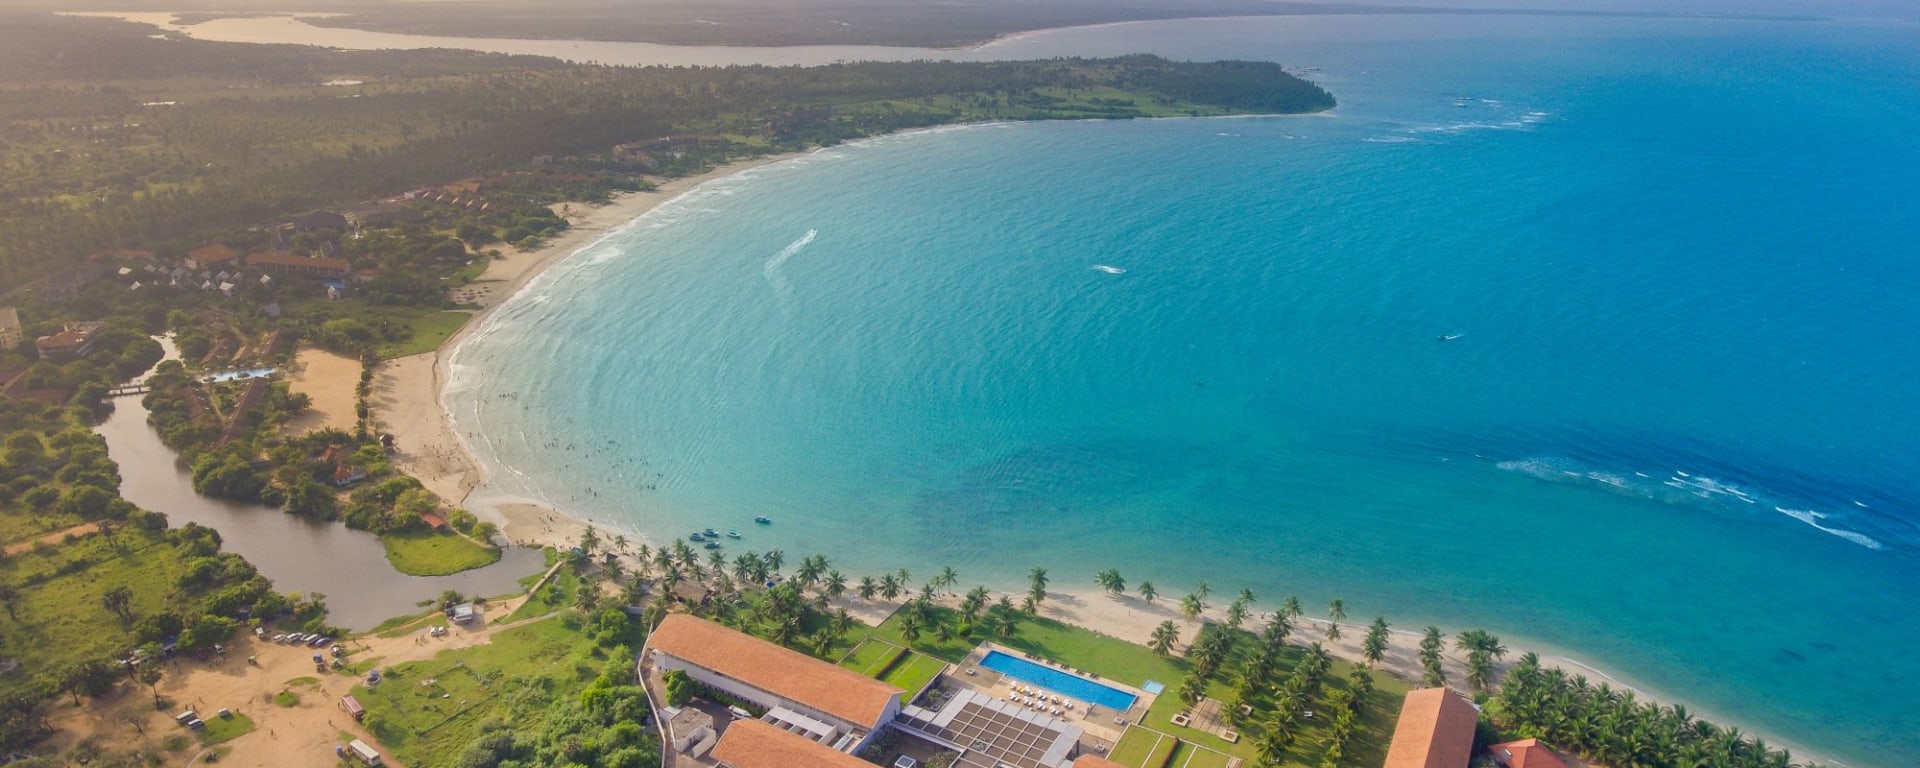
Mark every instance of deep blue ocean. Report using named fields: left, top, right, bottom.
left=449, top=14, right=1920, bottom=765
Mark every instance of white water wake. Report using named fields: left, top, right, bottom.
left=763, top=228, right=818, bottom=298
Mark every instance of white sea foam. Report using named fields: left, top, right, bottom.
left=763, top=228, right=818, bottom=297
left=1776, top=507, right=1885, bottom=550
left=1091, top=264, right=1127, bottom=274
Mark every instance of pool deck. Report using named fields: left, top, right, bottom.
left=947, top=642, right=1158, bottom=750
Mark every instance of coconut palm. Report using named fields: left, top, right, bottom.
left=1095, top=568, right=1126, bottom=595
left=1149, top=620, right=1181, bottom=655
left=858, top=575, right=879, bottom=601
left=878, top=573, right=903, bottom=600
left=935, top=565, right=959, bottom=595
left=1177, top=672, right=1209, bottom=708
left=1138, top=580, right=1158, bottom=604
left=1225, top=598, right=1249, bottom=630
left=1195, top=580, right=1211, bottom=603
left=825, top=570, right=848, bottom=601
left=1026, top=566, right=1049, bottom=611
left=1324, top=597, right=1346, bottom=641
left=1282, top=594, right=1303, bottom=619
left=900, top=611, right=923, bottom=646
left=1361, top=617, right=1390, bottom=666
left=961, top=586, right=990, bottom=623
left=762, top=549, right=785, bottom=574
left=1180, top=593, right=1206, bottom=620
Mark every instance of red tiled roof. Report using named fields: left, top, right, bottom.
left=1489, top=739, right=1567, bottom=768
left=189, top=244, right=240, bottom=264
left=1073, top=756, right=1129, bottom=768
left=710, top=719, right=872, bottom=768
left=1384, top=688, right=1480, bottom=768
left=648, top=614, right=898, bottom=727
left=245, top=252, right=350, bottom=271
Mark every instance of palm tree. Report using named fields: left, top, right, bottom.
left=936, top=565, right=959, bottom=595
left=1180, top=593, right=1205, bottom=620
left=961, top=586, right=990, bottom=623
left=578, top=527, right=599, bottom=555
left=992, top=608, right=1020, bottom=639
left=1095, top=568, right=1126, bottom=595
left=1237, top=587, right=1255, bottom=606
left=900, top=612, right=923, bottom=646
left=1362, top=617, right=1390, bottom=665
left=1257, top=712, right=1299, bottom=766
left=1324, top=597, right=1346, bottom=641
left=858, top=575, right=879, bottom=601
left=1177, top=672, right=1208, bottom=708
left=879, top=573, right=902, bottom=600
left=762, top=549, right=785, bottom=574
left=1138, top=580, right=1158, bottom=604
left=612, top=534, right=629, bottom=554
left=1149, top=620, right=1181, bottom=655
left=1225, top=599, right=1248, bottom=630
left=934, top=621, right=955, bottom=644
left=1195, top=580, right=1211, bottom=603
left=825, top=570, right=848, bottom=601
left=1282, top=594, right=1303, bottom=619
left=1026, top=566, right=1049, bottom=612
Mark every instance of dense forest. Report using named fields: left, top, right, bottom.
left=0, top=12, right=1333, bottom=291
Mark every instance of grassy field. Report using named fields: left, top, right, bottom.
left=838, top=638, right=905, bottom=678
left=506, top=565, right=581, bottom=622
left=199, top=712, right=255, bottom=745
left=879, top=652, right=947, bottom=697
left=1110, top=726, right=1176, bottom=768
left=353, top=617, right=606, bottom=768
left=374, top=310, right=475, bottom=360
left=1176, top=745, right=1234, bottom=768
left=0, top=531, right=197, bottom=694
left=379, top=529, right=502, bottom=576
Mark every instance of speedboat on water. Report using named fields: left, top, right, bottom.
left=1437, top=333, right=1463, bottom=341
left=754, top=516, right=772, bottom=525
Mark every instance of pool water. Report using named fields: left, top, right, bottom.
left=979, top=651, right=1138, bottom=712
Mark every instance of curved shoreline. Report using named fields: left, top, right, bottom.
left=379, top=129, right=1839, bottom=767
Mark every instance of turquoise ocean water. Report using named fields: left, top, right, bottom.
left=449, top=15, right=1920, bottom=765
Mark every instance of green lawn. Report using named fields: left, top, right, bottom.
left=1176, top=746, right=1234, bottom=768
left=353, top=617, right=608, bottom=768
left=379, top=529, right=501, bottom=576
left=1108, top=727, right=1169, bottom=767
left=506, top=565, right=580, bottom=622
left=199, top=712, right=255, bottom=745
left=878, top=651, right=947, bottom=697
left=375, top=310, right=474, bottom=359
left=837, top=638, right=904, bottom=678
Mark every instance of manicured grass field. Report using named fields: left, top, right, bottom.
left=1109, top=727, right=1171, bottom=767
left=380, top=529, right=501, bottom=576
left=838, top=638, right=905, bottom=677
left=879, top=651, right=947, bottom=696
left=1175, top=744, right=1234, bottom=768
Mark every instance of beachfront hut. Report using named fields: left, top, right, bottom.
left=1488, top=738, right=1568, bottom=768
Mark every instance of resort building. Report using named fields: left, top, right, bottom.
left=34, top=321, right=105, bottom=361
left=1383, top=688, right=1481, bottom=768
left=644, top=614, right=902, bottom=755
left=244, top=251, right=351, bottom=280
left=186, top=243, right=241, bottom=270
left=711, top=719, right=875, bottom=768
left=1487, top=738, right=1568, bottom=768
left=892, top=689, right=1086, bottom=768
left=0, top=307, right=21, bottom=350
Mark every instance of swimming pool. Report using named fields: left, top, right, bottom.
left=978, top=651, right=1138, bottom=711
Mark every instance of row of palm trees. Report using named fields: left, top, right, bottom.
left=1492, top=653, right=1815, bottom=768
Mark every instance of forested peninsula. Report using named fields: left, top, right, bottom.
left=0, top=13, right=1333, bottom=290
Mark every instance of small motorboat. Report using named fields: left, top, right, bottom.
left=689, top=533, right=705, bottom=542
left=1437, top=333, right=1463, bottom=342
left=702, top=528, right=720, bottom=538
left=703, top=541, right=722, bottom=550
left=754, top=516, right=772, bottom=525
left=726, top=529, right=742, bottom=539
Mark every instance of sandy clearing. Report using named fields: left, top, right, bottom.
left=281, top=346, right=362, bottom=436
